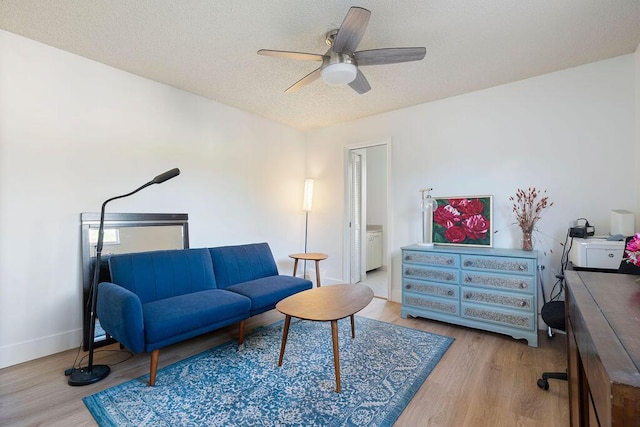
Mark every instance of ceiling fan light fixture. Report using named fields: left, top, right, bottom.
left=321, top=62, right=357, bottom=85
left=259, top=7, right=425, bottom=94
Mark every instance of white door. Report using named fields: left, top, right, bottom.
left=349, top=149, right=366, bottom=283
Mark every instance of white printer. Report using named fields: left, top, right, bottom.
left=569, top=237, right=625, bottom=270
left=569, top=210, right=634, bottom=270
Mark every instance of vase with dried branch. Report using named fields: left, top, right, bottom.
left=510, top=187, right=553, bottom=251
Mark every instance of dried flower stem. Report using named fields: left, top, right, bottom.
left=509, top=187, right=553, bottom=233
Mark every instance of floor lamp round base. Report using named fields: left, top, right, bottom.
left=416, top=242, right=434, bottom=247
left=68, top=364, right=110, bottom=386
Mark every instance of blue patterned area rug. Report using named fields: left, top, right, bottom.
left=84, top=316, right=454, bottom=427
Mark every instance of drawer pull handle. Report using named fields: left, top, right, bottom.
left=520, top=282, right=527, bottom=289
left=447, top=290, right=454, bottom=296
left=447, top=259, right=453, bottom=265
left=464, top=261, right=471, bottom=267
left=465, top=276, right=471, bottom=282
left=465, top=293, right=471, bottom=299
left=520, top=301, right=527, bottom=307
left=608, top=253, right=614, bottom=258
left=518, top=265, right=526, bottom=271
left=406, top=284, right=412, bottom=290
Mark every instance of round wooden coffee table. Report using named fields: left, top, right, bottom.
left=275, top=283, right=374, bottom=392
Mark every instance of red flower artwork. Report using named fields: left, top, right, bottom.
left=432, top=196, right=492, bottom=246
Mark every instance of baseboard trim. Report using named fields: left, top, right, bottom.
left=0, top=328, right=82, bottom=369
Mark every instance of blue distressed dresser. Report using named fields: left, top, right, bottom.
left=401, top=245, right=538, bottom=347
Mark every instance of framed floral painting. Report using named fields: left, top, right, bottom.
left=432, top=195, right=493, bottom=247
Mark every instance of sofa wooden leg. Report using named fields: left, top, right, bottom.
left=149, top=349, right=160, bottom=386
left=238, top=320, right=246, bottom=345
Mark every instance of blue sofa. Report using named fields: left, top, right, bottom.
left=96, top=242, right=312, bottom=385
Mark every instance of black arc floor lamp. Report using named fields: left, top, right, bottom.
left=68, top=168, right=180, bottom=386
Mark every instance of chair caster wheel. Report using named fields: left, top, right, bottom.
left=537, top=378, right=549, bottom=390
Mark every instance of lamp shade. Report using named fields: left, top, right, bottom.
left=321, top=63, right=357, bottom=85
left=303, top=179, right=314, bottom=211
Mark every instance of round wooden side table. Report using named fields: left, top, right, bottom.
left=289, top=252, right=328, bottom=287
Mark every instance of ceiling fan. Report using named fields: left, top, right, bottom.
left=257, top=6, right=426, bottom=94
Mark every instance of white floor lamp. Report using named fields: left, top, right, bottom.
left=302, top=178, right=314, bottom=278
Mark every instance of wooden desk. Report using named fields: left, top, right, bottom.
left=289, top=252, right=328, bottom=287
left=565, top=270, right=640, bottom=426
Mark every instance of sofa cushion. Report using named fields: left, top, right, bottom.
left=109, top=248, right=217, bottom=304
left=225, top=275, right=312, bottom=315
left=143, top=289, right=251, bottom=346
left=209, top=243, right=279, bottom=289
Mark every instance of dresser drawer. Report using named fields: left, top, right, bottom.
left=404, top=294, right=459, bottom=316
left=403, top=265, right=459, bottom=284
left=403, top=250, right=459, bottom=268
left=461, top=303, right=535, bottom=330
left=461, top=270, right=534, bottom=294
left=403, top=278, right=458, bottom=300
left=462, top=288, right=533, bottom=311
left=461, top=255, right=534, bottom=276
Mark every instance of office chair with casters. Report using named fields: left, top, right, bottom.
left=537, top=299, right=567, bottom=390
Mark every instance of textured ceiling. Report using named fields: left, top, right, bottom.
left=2, top=1, right=640, bottom=130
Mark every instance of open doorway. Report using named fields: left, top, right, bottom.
left=344, top=142, right=390, bottom=299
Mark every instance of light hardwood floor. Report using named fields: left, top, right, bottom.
left=0, top=299, right=569, bottom=426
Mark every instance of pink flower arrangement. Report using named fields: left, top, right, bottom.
left=433, top=197, right=491, bottom=244
left=624, top=233, right=640, bottom=267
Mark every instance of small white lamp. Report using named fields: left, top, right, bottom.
left=418, top=187, right=438, bottom=247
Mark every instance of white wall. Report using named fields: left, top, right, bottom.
left=306, top=54, right=637, bottom=303
left=0, top=30, right=307, bottom=368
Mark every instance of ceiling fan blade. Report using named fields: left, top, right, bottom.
left=332, top=7, right=371, bottom=54
left=348, top=69, right=371, bottom=95
left=354, top=47, right=426, bottom=66
left=285, top=67, right=322, bottom=93
left=257, top=49, right=325, bottom=62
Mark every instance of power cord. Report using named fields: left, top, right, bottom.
left=549, top=275, right=564, bottom=302
left=559, top=228, right=572, bottom=274
left=64, top=338, right=133, bottom=376
left=64, top=339, right=84, bottom=376
left=547, top=227, right=573, bottom=303
left=77, top=348, right=133, bottom=369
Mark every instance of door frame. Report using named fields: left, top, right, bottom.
left=343, top=138, right=392, bottom=297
